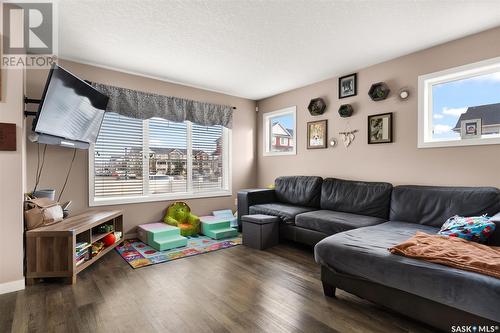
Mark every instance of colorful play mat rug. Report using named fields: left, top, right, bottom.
left=116, top=234, right=242, bottom=268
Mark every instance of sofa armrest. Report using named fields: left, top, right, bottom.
left=237, top=189, right=276, bottom=228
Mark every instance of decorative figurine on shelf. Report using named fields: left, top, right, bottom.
left=163, top=201, right=201, bottom=237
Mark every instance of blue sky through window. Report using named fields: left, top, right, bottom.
left=271, top=114, right=294, bottom=131
left=431, top=72, right=500, bottom=139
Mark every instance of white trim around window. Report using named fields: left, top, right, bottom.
left=88, top=118, right=232, bottom=207
left=418, top=56, right=500, bottom=148
left=263, top=106, right=297, bottom=156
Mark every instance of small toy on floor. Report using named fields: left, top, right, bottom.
left=163, top=202, right=200, bottom=237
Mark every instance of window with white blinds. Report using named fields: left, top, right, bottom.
left=89, top=113, right=230, bottom=206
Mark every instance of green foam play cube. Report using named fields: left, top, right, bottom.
left=137, top=223, right=188, bottom=251
left=200, top=216, right=238, bottom=240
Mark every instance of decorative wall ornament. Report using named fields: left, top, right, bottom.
left=338, top=104, right=354, bottom=118
left=308, top=98, right=327, bottom=116
left=307, top=119, right=328, bottom=149
left=398, top=88, right=410, bottom=100
left=329, top=137, right=337, bottom=147
left=368, top=82, right=390, bottom=101
left=339, top=73, right=357, bottom=99
left=339, top=129, right=358, bottom=148
left=368, top=112, right=393, bottom=144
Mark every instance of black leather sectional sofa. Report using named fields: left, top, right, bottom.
left=237, top=176, right=500, bottom=330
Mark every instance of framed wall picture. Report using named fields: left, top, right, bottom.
left=307, top=119, right=328, bottom=149
left=460, top=118, right=482, bottom=139
left=368, top=112, right=393, bottom=144
left=338, top=73, right=357, bottom=99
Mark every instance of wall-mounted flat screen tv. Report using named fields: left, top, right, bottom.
left=32, top=64, right=109, bottom=149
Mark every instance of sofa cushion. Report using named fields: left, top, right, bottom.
left=320, top=178, right=392, bottom=219
left=314, top=222, right=500, bottom=321
left=249, top=203, right=316, bottom=223
left=275, top=176, right=323, bottom=208
left=390, top=185, right=500, bottom=227
left=295, top=210, right=386, bottom=235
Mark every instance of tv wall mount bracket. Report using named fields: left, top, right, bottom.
left=24, top=96, right=41, bottom=117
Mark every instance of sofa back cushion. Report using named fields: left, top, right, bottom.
left=275, top=176, right=323, bottom=208
left=320, top=178, right=393, bottom=219
left=390, top=185, right=500, bottom=228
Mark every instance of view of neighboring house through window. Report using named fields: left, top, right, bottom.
left=91, top=113, right=230, bottom=205
left=431, top=73, right=500, bottom=140
left=263, top=106, right=296, bottom=156
left=419, top=57, right=500, bottom=147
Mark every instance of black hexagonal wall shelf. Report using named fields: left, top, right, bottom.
left=368, top=82, right=390, bottom=101
left=308, top=98, right=327, bottom=116
left=338, top=104, right=354, bottom=118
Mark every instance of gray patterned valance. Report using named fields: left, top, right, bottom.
left=91, top=82, right=233, bottom=128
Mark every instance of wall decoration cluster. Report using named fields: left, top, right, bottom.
left=299, top=72, right=399, bottom=153
left=368, top=112, right=393, bottom=144
left=308, top=98, right=327, bottom=116
left=307, top=120, right=328, bottom=149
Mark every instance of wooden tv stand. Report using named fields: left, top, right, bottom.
left=25, top=210, right=123, bottom=285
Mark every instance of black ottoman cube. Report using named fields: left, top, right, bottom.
left=242, top=214, right=279, bottom=250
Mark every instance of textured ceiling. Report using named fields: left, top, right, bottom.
left=56, top=0, right=500, bottom=100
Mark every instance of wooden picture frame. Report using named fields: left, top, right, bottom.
left=307, top=119, right=328, bottom=149
left=368, top=112, right=393, bottom=144
left=339, top=73, right=357, bottom=99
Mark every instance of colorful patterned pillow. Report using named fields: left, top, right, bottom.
left=438, top=215, right=496, bottom=243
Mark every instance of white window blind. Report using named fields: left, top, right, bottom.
left=192, top=124, right=223, bottom=193
left=90, top=113, right=230, bottom=206
left=148, top=118, right=188, bottom=194
left=94, top=113, right=144, bottom=198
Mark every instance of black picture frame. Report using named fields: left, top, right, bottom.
left=307, top=119, right=328, bottom=149
left=338, top=73, right=357, bottom=99
left=368, top=112, right=393, bottom=144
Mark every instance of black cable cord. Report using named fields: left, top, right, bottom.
left=58, top=148, right=77, bottom=202
left=33, top=144, right=47, bottom=193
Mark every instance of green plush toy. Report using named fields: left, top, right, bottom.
left=163, top=202, right=200, bottom=237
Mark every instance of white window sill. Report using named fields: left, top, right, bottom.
left=418, top=135, right=500, bottom=148
left=89, top=190, right=232, bottom=207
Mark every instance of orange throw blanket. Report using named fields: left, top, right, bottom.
left=389, top=232, right=500, bottom=279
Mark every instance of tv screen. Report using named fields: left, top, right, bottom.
left=33, top=64, right=109, bottom=145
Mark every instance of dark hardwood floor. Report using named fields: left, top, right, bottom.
left=0, top=242, right=436, bottom=333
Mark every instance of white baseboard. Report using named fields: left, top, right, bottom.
left=0, top=279, right=25, bottom=295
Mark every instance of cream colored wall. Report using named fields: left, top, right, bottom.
left=257, top=26, right=500, bottom=189
left=25, top=60, right=257, bottom=234
left=0, top=67, right=25, bottom=290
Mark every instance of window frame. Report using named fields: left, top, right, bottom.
left=263, top=106, right=297, bottom=156
left=88, top=118, right=232, bottom=207
left=418, top=56, right=500, bottom=148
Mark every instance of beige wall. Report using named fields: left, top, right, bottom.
left=257, top=26, right=500, bottom=188
left=25, top=60, right=257, bottom=234
left=0, top=67, right=25, bottom=289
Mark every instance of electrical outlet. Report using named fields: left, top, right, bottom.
left=234, top=198, right=238, bottom=206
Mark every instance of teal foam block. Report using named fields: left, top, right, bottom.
left=200, top=216, right=238, bottom=240
left=137, top=222, right=188, bottom=251
left=213, top=209, right=238, bottom=228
